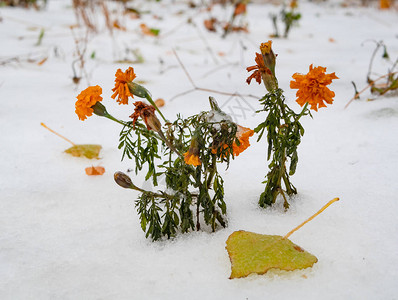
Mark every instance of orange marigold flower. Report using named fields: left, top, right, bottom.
left=184, top=137, right=201, bottom=166
left=75, top=85, right=103, bottom=121
left=111, top=67, right=136, bottom=105
left=212, top=125, right=254, bottom=157
left=290, top=64, right=339, bottom=111
left=246, top=53, right=267, bottom=85
left=232, top=125, right=254, bottom=156
left=184, top=151, right=201, bottom=166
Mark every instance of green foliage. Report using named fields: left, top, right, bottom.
left=255, top=88, right=310, bottom=209
left=118, top=100, right=238, bottom=240
left=118, top=121, right=160, bottom=185
left=270, top=5, right=301, bottom=38
left=35, top=28, right=45, bottom=46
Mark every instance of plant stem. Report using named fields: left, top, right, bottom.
left=40, top=123, right=76, bottom=146
left=283, top=197, right=340, bottom=239
left=145, top=94, right=167, bottom=123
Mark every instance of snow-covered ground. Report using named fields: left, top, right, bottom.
left=1, top=0, right=398, bottom=299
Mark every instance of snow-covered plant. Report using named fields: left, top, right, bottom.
left=74, top=67, right=254, bottom=240
left=246, top=41, right=338, bottom=209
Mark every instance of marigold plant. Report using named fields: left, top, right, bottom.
left=75, top=70, right=254, bottom=240
left=247, top=41, right=338, bottom=208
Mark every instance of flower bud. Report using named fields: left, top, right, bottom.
left=259, top=41, right=278, bottom=92
left=145, top=113, right=162, bottom=132
left=127, top=82, right=150, bottom=99
left=114, top=171, right=135, bottom=189
left=92, top=101, right=108, bottom=117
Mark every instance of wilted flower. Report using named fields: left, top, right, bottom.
left=111, top=67, right=136, bottom=105
left=130, top=101, right=161, bottom=131
left=246, top=53, right=267, bottom=85
left=232, top=125, right=254, bottom=156
left=247, top=41, right=278, bottom=91
left=184, top=136, right=201, bottom=166
left=75, top=85, right=103, bottom=121
left=290, top=64, right=339, bottom=111
left=213, top=125, right=254, bottom=157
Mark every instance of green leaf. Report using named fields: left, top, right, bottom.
left=150, top=28, right=160, bottom=36
left=226, top=231, right=318, bottom=279
left=35, top=28, right=45, bottom=46
left=64, top=144, right=102, bottom=159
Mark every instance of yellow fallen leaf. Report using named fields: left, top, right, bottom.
left=65, top=144, right=102, bottom=159
left=226, top=198, right=339, bottom=279
left=226, top=231, right=318, bottom=279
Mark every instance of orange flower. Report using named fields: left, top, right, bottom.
left=260, top=41, right=273, bottom=56
left=290, top=64, right=338, bottom=111
left=75, top=85, right=103, bottom=121
left=184, top=137, right=201, bottom=166
left=232, top=125, right=254, bottom=156
left=212, top=125, right=254, bottom=157
left=184, top=151, right=201, bottom=166
left=233, top=2, right=246, bottom=17
left=246, top=53, right=267, bottom=85
left=111, top=67, right=136, bottom=105
left=380, top=0, right=391, bottom=9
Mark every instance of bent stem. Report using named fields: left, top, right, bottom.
left=283, top=197, right=340, bottom=240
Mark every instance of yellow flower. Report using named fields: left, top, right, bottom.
left=290, top=64, right=338, bottom=111
left=75, top=86, right=103, bottom=121
left=111, top=67, right=136, bottom=105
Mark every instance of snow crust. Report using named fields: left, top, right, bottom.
left=1, top=0, right=398, bottom=299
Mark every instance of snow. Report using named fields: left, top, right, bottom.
left=1, top=0, right=398, bottom=299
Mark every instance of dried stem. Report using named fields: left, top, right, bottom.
left=283, top=197, right=340, bottom=240
left=170, top=49, right=259, bottom=101
left=345, top=71, right=398, bottom=109
left=40, top=123, right=76, bottom=146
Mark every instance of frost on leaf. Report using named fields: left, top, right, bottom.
left=226, top=230, right=318, bottom=279
left=64, top=144, right=102, bottom=159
